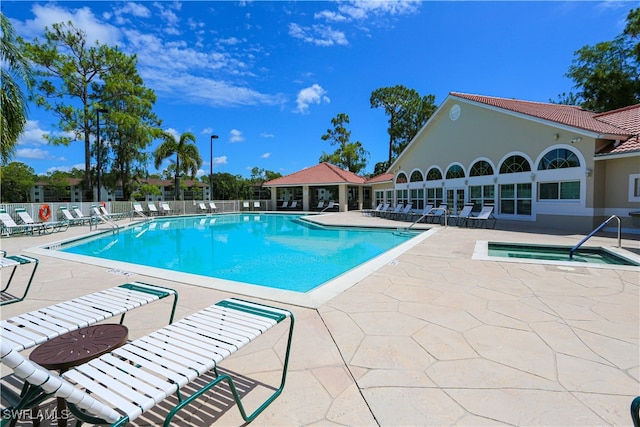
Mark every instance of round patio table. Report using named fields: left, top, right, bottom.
left=29, top=324, right=128, bottom=426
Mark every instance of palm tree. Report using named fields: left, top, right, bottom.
left=153, top=131, right=202, bottom=200
left=1, top=12, right=33, bottom=164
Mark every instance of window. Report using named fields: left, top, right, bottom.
left=469, top=161, right=494, bottom=177
left=629, top=174, right=640, bottom=202
left=538, top=181, right=580, bottom=200
left=375, top=190, right=385, bottom=206
left=410, top=170, right=424, bottom=182
left=499, top=183, right=531, bottom=215
left=396, top=189, right=408, bottom=205
left=446, top=164, right=465, bottom=179
left=426, top=168, right=442, bottom=181
left=469, top=185, right=495, bottom=212
left=538, top=148, right=580, bottom=170
left=396, top=173, right=408, bottom=184
left=426, top=187, right=443, bottom=207
left=499, top=155, right=531, bottom=174
left=410, top=188, right=424, bottom=210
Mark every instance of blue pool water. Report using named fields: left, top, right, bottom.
left=60, top=214, right=420, bottom=292
left=488, top=242, right=639, bottom=266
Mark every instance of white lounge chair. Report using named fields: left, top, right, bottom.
left=58, top=206, right=86, bottom=226
left=160, top=202, right=171, bottom=215
left=449, top=203, right=475, bottom=227
left=132, top=202, right=147, bottom=218
left=71, top=206, right=93, bottom=225
left=198, top=202, right=208, bottom=213
left=99, top=203, right=124, bottom=220
left=0, top=210, right=40, bottom=236
left=147, top=202, right=159, bottom=216
left=383, top=203, right=404, bottom=219
left=289, top=200, right=298, bottom=209
left=424, top=203, right=448, bottom=225
left=469, top=205, right=497, bottom=228
left=316, top=201, right=325, bottom=210
left=374, top=203, right=391, bottom=217
left=322, top=201, right=338, bottom=212
left=0, top=253, right=39, bottom=306
left=209, top=201, right=218, bottom=213
left=408, top=204, right=434, bottom=223
left=391, top=203, right=413, bottom=221
left=1, top=298, right=293, bottom=426
left=279, top=201, right=289, bottom=210
left=14, top=208, right=57, bottom=234
left=362, top=203, right=383, bottom=216
left=242, top=201, right=251, bottom=210
left=1, top=282, right=177, bottom=352
left=254, top=201, right=261, bottom=210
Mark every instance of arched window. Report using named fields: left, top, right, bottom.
left=537, top=148, right=580, bottom=170
left=446, top=164, right=465, bottom=179
left=395, top=172, right=408, bottom=184
left=469, top=160, right=494, bottom=176
left=499, top=155, right=531, bottom=174
left=426, top=168, right=442, bottom=181
left=410, top=170, right=424, bottom=182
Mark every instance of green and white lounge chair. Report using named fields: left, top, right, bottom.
left=1, top=298, right=293, bottom=427
left=0, top=209, right=40, bottom=236
left=0, top=253, right=38, bottom=306
left=15, top=208, right=69, bottom=233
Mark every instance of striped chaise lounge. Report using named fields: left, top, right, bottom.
left=0, top=253, right=39, bottom=306
left=1, top=298, right=294, bottom=426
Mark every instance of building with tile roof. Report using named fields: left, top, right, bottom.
left=387, top=92, right=639, bottom=232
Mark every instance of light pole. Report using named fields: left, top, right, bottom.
left=210, top=135, right=218, bottom=201
left=96, top=108, right=109, bottom=202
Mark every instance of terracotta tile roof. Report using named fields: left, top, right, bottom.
left=264, top=163, right=366, bottom=186
left=450, top=92, right=633, bottom=138
left=593, top=104, right=640, bottom=155
left=365, top=173, right=393, bottom=184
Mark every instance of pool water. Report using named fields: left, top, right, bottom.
left=59, top=214, right=421, bottom=292
left=488, top=242, right=639, bottom=266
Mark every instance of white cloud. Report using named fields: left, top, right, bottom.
left=213, top=156, right=228, bottom=167
left=338, top=0, right=421, bottom=20
left=295, top=84, right=330, bottom=114
left=230, top=129, right=245, bottom=143
left=16, top=148, right=52, bottom=160
left=13, top=3, right=121, bottom=45
left=261, top=132, right=275, bottom=138
left=289, top=23, right=348, bottom=47
left=17, top=120, right=49, bottom=146
left=261, top=152, right=271, bottom=159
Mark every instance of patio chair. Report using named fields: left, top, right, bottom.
left=132, top=202, right=147, bottom=218
left=0, top=253, right=38, bottom=306
left=449, top=203, right=475, bottom=227
left=0, top=298, right=294, bottom=426
left=254, top=201, right=261, bottom=210
left=321, top=201, right=338, bottom=212
left=279, top=201, right=289, bottom=210
left=383, top=203, right=404, bottom=219
left=147, top=202, right=159, bottom=216
left=243, top=201, right=251, bottom=211
left=58, top=206, right=87, bottom=226
left=14, top=208, right=57, bottom=234
left=0, top=209, right=40, bottom=236
left=424, top=203, right=448, bottom=225
left=71, top=206, right=93, bottom=225
left=160, top=202, right=171, bottom=215
left=392, top=203, right=413, bottom=221
left=1, top=281, right=178, bottom=353
left=209, top=201, right=218, bottom=213
left=198, top=202, right=208, bottom=213
left=469, top=205, right=497, bottom=228
left=99, top=203, right=125, bottom=220
left=374, top=203, right=391, bottom=217
left=408, top=204, right=434, bottom=223
left=362, top=203, right=383, bottom=216
left=289, top=200, right=298, bottom=210
left=316, top=201, right=325, bottom=211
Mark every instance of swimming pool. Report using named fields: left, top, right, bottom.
left=55, top=214, right=424, bottom=294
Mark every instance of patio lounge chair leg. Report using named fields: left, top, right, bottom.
left=1, top=255, right=39, bottom=306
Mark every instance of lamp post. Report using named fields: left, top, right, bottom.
left=96, top=108, right=109, bottom=202
left=210, top=135, right=219, bottom=201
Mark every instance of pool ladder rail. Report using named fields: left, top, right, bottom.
left=569, top=215, right=621, bottom=260
left=90, top=211, right=120, bottom=234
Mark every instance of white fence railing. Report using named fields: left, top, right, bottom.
left=0, top=200, right=276, bottom=224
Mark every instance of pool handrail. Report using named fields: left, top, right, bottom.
left=569, top=215, right=621, bottom=260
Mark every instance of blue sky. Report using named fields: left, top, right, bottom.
left=4, top=0, right=638, bottom=178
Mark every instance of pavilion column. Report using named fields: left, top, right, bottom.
left=302, top=186, right=310, bottom=211
left=338, top=184, right=348, bottom=212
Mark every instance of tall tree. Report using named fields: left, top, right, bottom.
left=319, top=113, right=369, bottom=174
left=21, top=21, right=124, bottom=199
left=1, top=12, right=33, bottom=164
left=562, top=8, right=640, bottom=111
left=370, top=85, right=436, bottom=168
left=97, top=51, right=161, bottom=200
left=153, top=131, right=202, bottom=200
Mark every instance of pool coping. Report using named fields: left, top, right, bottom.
left=472, top=239, right=640, bottom=271
left=25, top=214, right=439, bottom=308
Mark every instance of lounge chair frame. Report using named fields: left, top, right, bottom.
left=0, top=254, right=38, bottom=306
left=1, top=298, right=293, bottom=427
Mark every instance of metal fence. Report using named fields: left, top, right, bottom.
left=0, top=200, right=275, bottom=224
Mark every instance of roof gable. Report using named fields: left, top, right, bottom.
left=264, top=163, right=366, bottom=186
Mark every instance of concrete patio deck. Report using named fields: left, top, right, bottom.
left=1, top=211, right=638, bottom=426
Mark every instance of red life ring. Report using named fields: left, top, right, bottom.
left=39, top=204, right=51, bottom=221
left=100, top=201, right=107, bottom=210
